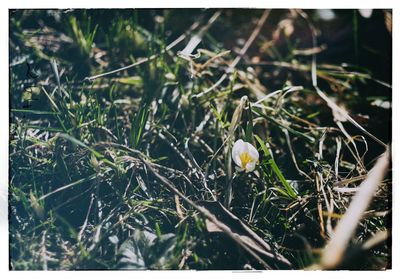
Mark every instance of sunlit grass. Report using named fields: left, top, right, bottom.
left=9, top=9, right=391, bottom=270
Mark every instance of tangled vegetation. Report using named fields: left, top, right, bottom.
left=9, top=9, right=392, bottom=270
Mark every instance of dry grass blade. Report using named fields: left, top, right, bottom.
left=315, top=86, right=387, bottom=148
left=38, top=174, right=97, bottom=201
left=50, top=59, right=62, bottom=97
left=117, top=143, right=293, bottom=269
left=318, top=149, right=390, bottom=269
left=200, top=201, right=293, bottom=269
left=178, top=11, right=221, bottom=58
left=193, top=9, right=271, bottom=99
left=139, top=157, right=274, bottom=269
left=229, top=95, right=248, bottom=137
left=296, top=9, right=387, bottom=149
left=10, top=9, right=391, bottom=270
left=224, top=95, right=247, bottom=207
left=84, top=12, right=221, bottom=81
left=361, top=230, right=390, bottom=251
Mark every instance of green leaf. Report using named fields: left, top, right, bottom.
left=245, top=102, right=254, bottom=142
left=113, top=77, right=143, bottom=87
left=117, top=230, right=177, bottom=269
left=58, top=133, right=117, bottom=170
left=255, top=135, right=297, bottom=199
left=130, top=105, right=150, bottom=149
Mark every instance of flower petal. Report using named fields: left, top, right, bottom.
left=245, top=161, right=256, bottom=172
left=235, top=166, right=244, bottom=172
left=246, top=142, right=259, bottom=162
left=233, top=154, right=242, bottom=167
left=232, top=139, right=246, bottom=167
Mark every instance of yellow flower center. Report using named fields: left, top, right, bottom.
left=239, top=152, right=252, bottom=169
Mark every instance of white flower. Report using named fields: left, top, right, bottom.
left=359, top=9, right=373, bottom=18
left=317, top=9, right=335, bottom=21
left=232, top=139, right=259, bottom=173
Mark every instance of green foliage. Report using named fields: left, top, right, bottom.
left=117, top=230, right=179, bottom=269
left=68, top=15, right=98, bottom=57
left=9, top=9, right=391, bottom=270
left=255, top=135, right=297, bottom=200
left=130, top=105, right=150, bottom=149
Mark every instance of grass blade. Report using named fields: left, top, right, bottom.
left=255, top=135, right=297, bottom=199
